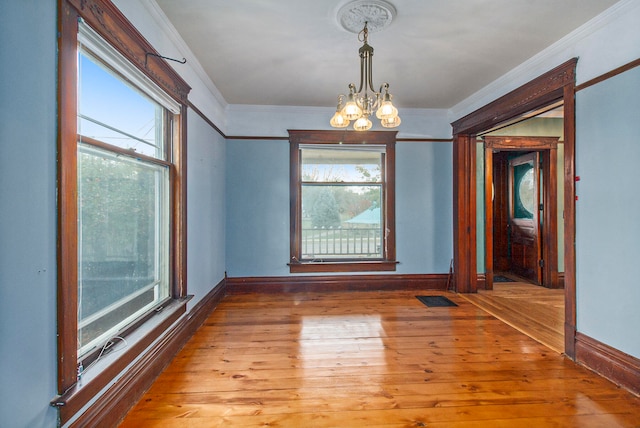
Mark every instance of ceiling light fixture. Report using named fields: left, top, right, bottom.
left=330, top=2, right=400, bottom=131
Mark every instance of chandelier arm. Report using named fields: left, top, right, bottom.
left=356, top=49, right=366, bottom=94
left=367, top=50, right=376, bottom=94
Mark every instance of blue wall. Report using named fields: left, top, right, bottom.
left=225, top=140, right=452, bottom=277
left=187, top=112, right=227, bottom=307
left=576, top=66, right=640, bottom=358
left=1, top=1, right=637, bottom=426
left=0, top=3, right=228, bottom=426
left=225, top=140, right=291, bottom=276
left=0, top=1, right=59, bottom=426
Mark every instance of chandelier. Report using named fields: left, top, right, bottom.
left=330, top=21, right=400, bottom=131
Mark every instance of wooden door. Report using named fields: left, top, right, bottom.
left=508, top=152, right=542, bottom=284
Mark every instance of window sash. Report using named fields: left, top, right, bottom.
left=76, top=144, right=171, bottom=357
left=301, top=183, right=384, bottom=260
left=78, top=45, right=167, bottom=159
left=76, top=29, right=174, bottom=361
left=78, top=21, right=181, bottom=114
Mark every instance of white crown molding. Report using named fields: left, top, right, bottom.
left=140, top=0, right=228, bottom=109
left=448, top=0, right=637, bottom=122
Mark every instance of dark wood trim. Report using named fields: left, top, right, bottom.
left=289, top=260, right=398, bottom=273
left=575, top=332, right=640, bottom=397
left=68, top=280, right=228, bottom=427
left=452, top=59, right=578, bottom=135
left=483, top=136, right=559, bottom=151
left=575, top=58, right=640, bottom=92
left=227, top=274, right=448, bottom=294
left=78, top=134, right=172, bottom=167
left=227, top=135, right=450, bottom=143
left=172, top=103, right=188, bottom=298
left=563, top=82, right=577, bottom=359
left=55, top=297, right=190, bottom=423
left=385, top=136, right=397, bottom=264
left=452, top=134, right=477, bottom=293
left=290, top=138, right=301, bottom=264
left=187, top=101, right=225, bottom=138
left=484, top=147, right=493, bottom=291
left=450, top=59, right=578, bottom=359
left=396, top=138, right=453, bottom=143
left=288, top=129, right=398, bottom=144
left=57, top=0, right=80, bottom=394
left=56, top=0, right=191, bottom=418
left=227, top=135, right=290, bottom=141
left=288, top=130, right=397, bottom=273
left=482, top=136, right=560, bottom=289
left=476, top=273, right=487, bottom=290
left=66, top=0, right=190, bottom=103
left=542, top=147, right=559, bottom=288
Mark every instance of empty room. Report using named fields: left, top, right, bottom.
left=1, top=0, right=639, bottom=426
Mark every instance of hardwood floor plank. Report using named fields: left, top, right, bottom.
left=461, top=282, right=565, bottom=352
left=120, top=291, right=640, bottom=427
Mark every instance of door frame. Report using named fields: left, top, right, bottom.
left=483, top=137, right=560, bottom=290
left=451, top=58, right=577, bottom=358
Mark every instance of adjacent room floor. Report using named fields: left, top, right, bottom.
left=120, top=290, right=640, bottom=427
left=460, top=279, right=565, bottom=353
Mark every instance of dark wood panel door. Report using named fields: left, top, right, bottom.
left=508, top=152, right=541, bottom=284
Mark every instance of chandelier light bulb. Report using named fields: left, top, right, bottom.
left=342, top=99, right=362, bottom=121
left=380, top=115, right=401, bottom=128
left=330, top=111, right=349, bottom=128
left=376, top=100, right=396, bottom=119
left=353, top=116, right=373, bottom=131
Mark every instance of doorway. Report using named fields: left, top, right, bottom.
left=450, top=58, right=578, bottom=357
left=483, top=135, right=561, bottom=290
left=472, top=135, right=565, bottom=353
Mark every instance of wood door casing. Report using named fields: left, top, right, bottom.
left=492, top=151, right=510, bottom=273
left=508, top=152, right=541, bottom=284
left=451, top=58, right=577, bottom=357
left=483, top=136, right=560, bottom=290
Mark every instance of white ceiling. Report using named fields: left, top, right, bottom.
left=155, top=0, right=619, bottom=110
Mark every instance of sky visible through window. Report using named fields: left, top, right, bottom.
left=78, top=53, right=161, bottom=157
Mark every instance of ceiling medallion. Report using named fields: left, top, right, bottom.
left=337, top=0, right=396, bottom=33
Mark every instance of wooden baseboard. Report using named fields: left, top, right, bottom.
left=477, top=273, right=565, bottom=289
left=575, top=332, right=640, bottom=397
left=227, top=273, right=449, bottom=294
left=557, top=272, right=565, bottom=288
left=71, top=279, right=228, bottom=427
left=477, top=273, right=486, bottom=290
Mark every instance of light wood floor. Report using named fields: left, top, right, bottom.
left=460, top=280, right=565, bottom=353
left=120, top=290, right=640, bottom=427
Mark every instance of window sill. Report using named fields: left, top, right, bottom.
left=51, top=296, right=191, bottom=424
left=289, top=260, right=398, bottom=273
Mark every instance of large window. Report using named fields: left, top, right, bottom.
left=289, top=130, right=397, bottom=272
left=56, top=0, right=189, bottom=421
left=77, top=36, right=172, bottom=358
